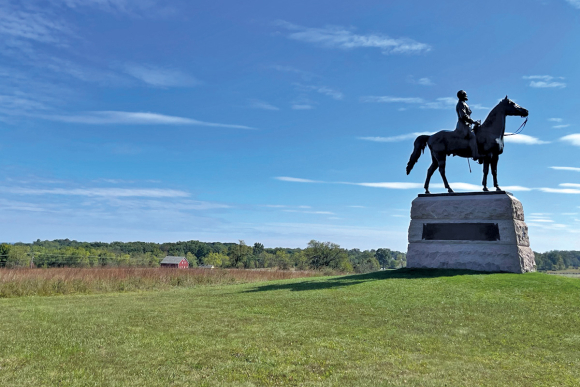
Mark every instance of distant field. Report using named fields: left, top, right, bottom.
left=0, top=267, right=322, bottom=297
left=1, top=269, right=579, bottom=386
left=545, top=269, right=580, bottom=278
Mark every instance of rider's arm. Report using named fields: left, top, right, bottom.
left=458, top=103, right=475, bottom=125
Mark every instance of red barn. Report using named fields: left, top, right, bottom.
left=160, top=256, right=189, bottom=269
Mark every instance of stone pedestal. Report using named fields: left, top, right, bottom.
left=406, top=191, right=535, bottom=273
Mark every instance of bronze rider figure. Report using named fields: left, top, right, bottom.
left=456, top=90, right=482, bottom=162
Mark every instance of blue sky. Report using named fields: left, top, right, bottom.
left=0, top=0, right=579, bottom=251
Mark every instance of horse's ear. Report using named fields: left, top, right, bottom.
left=505, top=95, right=508, bottom=100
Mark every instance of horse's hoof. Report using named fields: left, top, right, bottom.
left=496, top=187, right=502, bottom=192
left=447, top=188, right=454, bottom=193
left=483, top=187, right=489, bottom=192
left=424, top=189, right=430, bottom=194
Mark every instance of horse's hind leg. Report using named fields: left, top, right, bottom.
left=491, top=154, right=501, bottom=191
left=424, top=154, right=438, bottom=194
left=482, top=158, right=490, bottom=191
left=437, top=154, right=453, bottom=193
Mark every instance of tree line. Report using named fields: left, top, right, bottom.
left=0, top=239, right=407, bottom=273
left=534, top=250, right=580, bottom=271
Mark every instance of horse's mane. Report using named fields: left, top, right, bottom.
left=474, top=98, right=509, bottom=137
left=481, top=99, right=506, bottom=127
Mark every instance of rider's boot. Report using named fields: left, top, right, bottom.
left=470, top=139, right=482, bottom=163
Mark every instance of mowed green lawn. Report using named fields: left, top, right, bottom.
left=1, top=270, right=579, bottom=386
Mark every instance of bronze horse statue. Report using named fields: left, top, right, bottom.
left=406, top=97, right=529, bottom=194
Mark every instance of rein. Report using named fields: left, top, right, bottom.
left=504, top=117, right=528, bottom=136
left=466, top=116, right=527, bottom=173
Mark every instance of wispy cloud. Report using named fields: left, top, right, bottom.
left=561, top=183, right=580, bottom=188
left=263, top=204, right=311, bottom=209
left=0, top=198, right=52, bottom=212
left=349, top=182, right=425, bottom=189
left=560, top=134, right=580, bottom=146
left=361, top=95, right=488, bottom=110
left=56, top=0, right=175, bottom=17
left=42, top=111, right=255, bottom=129
left=470, top=104, right=491, bottom=110
left=291, top=104, right=314, bottom=110
left=422, top=97, right=489, bottom=110
left=523, top=75, right=566, bottom=88
left=275, top=176, right=537, bottom=193
left=275, top=177, right=321, bottom=183
left=275, top=21, right=431, bottom=55
left=565, top=0, right=580, bottom=9
left=504, top=134, right=550, bottom=145
left=502, top=186, right=533, bottom=192
left=527, top=213, right=554, bottom=223
left=0, top=1, right=176, bottom=94
left=0, top=3, right=70, bottom=46
left=0, top=94, right=50, bottom=114
left=530, top=80, right=565, bottom=88
left=524, top=75, right=558, bottom=81
left=408, top=76, right=434, bottom=86
left=294, top=83, right=344, bottom=100
left=416, top=78, right=433, bottom=86
left=123, top=64, right=200, bottom=87
left=106, top=198, right=229, bottom=211
left=358, top=132, right=432, bottom=143
left=553, top=124, right=570, bottom=129
left=248, top=99, right=279, bottom=111
left=539, top=188, right=580, bottom=194
left=549, top=118, right=563, bottom=123
left=0, top=187, right=190, bottom=198
left=0, top=1, right=172, bottom=51
left=263, top=204, right=332, bottom=215
left=550, top=166, right=580, bottom=172
left=421, top=97, right=456, bottom=110
left=361, top=96, right=424, bottom=104
left=283, top=209, right=334, bottom=215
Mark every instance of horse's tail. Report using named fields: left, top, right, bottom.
left=406, top=135, right=430, bottom=175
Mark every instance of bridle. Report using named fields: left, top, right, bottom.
left=504, top=117, right=528, bottom=136
left=467, top=115, right=527, bottom=173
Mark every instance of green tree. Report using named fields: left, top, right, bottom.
left=292, top=250, right=309, bottom=270
left=252, top=242, right=264, bottom=256
left=375, top=248, right=393, bottom=269
left=275, top=250, right=291, bottom=270
left=354, top=251, right=380, bottom=273
left=6, top=245, right=30, bottom=268
left=262, top=252, right=276, bottom=268
left=0, top=243, right=11, bottom=267
left=203, top=252, right=228, bottom=267
left=304, top=240, right=348, bottom=270
left=186, top=252, right=197, bottom=267
left=228, top=240, right=252, bottom=268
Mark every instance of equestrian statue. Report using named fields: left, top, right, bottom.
left=406, top=91, right=528, bottom=194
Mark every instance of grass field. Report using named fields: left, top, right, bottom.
left=0, top=268, right=322, bottom=297
left=1, top=269, right=579, bottom=386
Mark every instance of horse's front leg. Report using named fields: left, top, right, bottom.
left=491, top=154, right=501, bottom=191
left=437, top=155, right=453, bottom=193
left=482, top=158, right=490, bottom=191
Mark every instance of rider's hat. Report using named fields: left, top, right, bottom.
left=457, top=90, right=467, bottom=99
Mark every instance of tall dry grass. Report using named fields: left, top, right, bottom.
left=0, top=268, right=323, bottom=298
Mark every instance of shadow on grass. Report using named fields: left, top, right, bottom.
left=244, top=268, right=489, bottom=293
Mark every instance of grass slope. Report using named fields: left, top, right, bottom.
left=0, top=270, right=579, bottom=386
